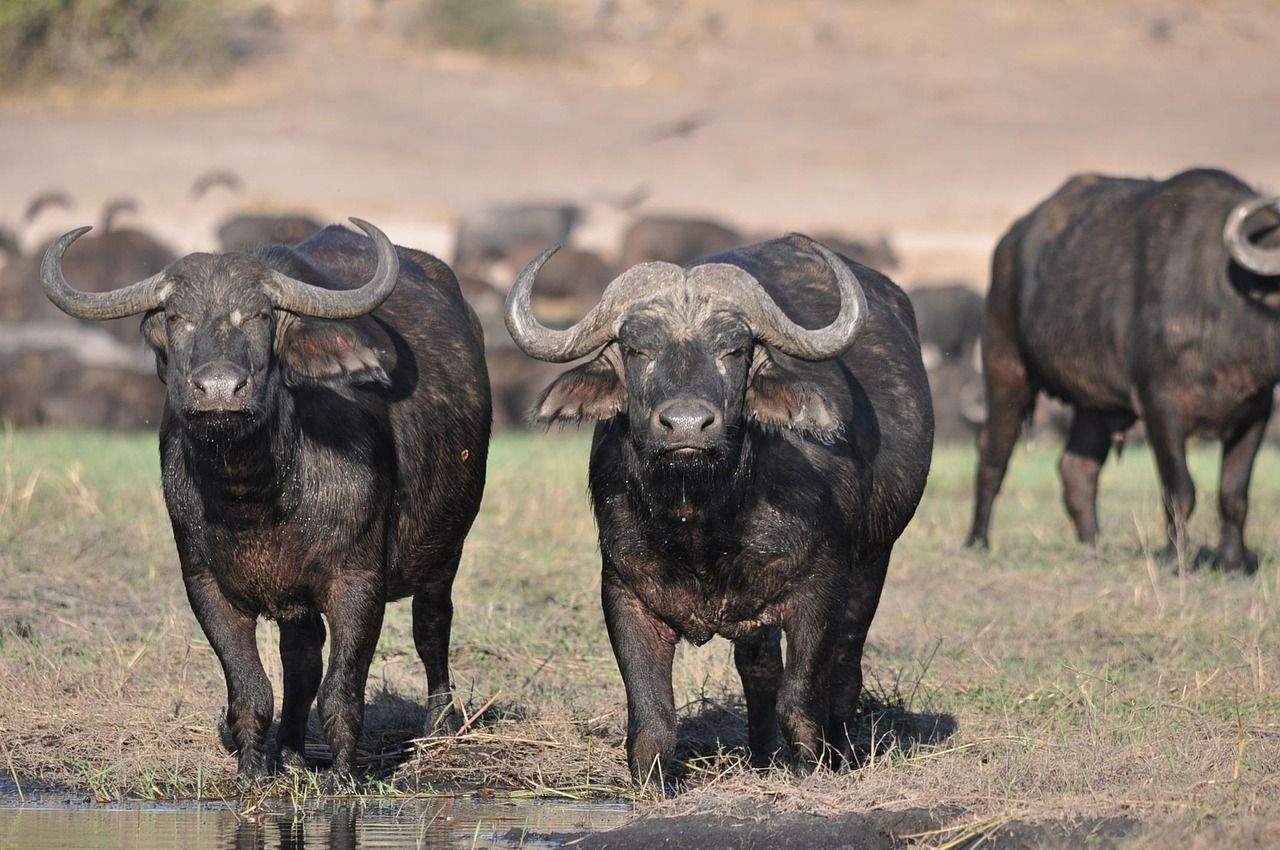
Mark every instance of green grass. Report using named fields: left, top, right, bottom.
left=1, top=428, right=1279, bottom=845
left=413, top=0, right=566, bottom=61
left=0, top=0, right=262, bottom=88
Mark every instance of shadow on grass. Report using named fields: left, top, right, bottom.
left=282, top=688, right=523, bottom=777
left=671, top=685, right=958, bottom=775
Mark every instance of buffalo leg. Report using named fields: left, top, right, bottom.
left=184, top=570, right=272, bottom=778
left=318, top=573, right=384, bottom=777
left=412, top=551, right=463, bottom=736
left=733, top=627, right=783, bottom=767
left=277, top=611, right=326, bottom=768
left=967, top=354, right=1037, bottom=549
left=967, top=230, right=1037, bottom=549
left=603, top=573, right=677, bottom=786
left=828, top=550, right=890, bottom=766
left=1059, top=409, right=1115, bottom=546
left=1217, top=399, right=1271, bottom=572
left=778, top=588, right=843, bottom=774
left=1143, top=398, right=1195, bottom=563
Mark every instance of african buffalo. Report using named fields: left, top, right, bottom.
left=40, top=221, right=491, bottom=777
left=616, top=215, right=744, bottom=269
left=452, top=203, right=581, bottom=273
left=506, top=234, right=933, bottom=784
left=2, top=201, right=176, bottom=341
left=0, top=322, right=163, bottom=428
left=904, top=283, right=986, bottom=442
left=968, top=168, right=1280, bottom=571
left=217, top=214, right=325, bottom=253
left=906, top=282, right=984, bottom=370
left=811, top=232, right=900, bottom=272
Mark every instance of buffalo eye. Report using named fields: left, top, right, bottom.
left=166, top=313, right=190, bottom=328
left=248, top=310, right=271, bottom=323
left=721, top=347, right=748, bottom=361
left=623, top=346, right=650, bottom=363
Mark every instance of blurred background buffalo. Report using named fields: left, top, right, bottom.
left=1, top=0, right=1277, bottom=445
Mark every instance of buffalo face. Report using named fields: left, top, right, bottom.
left=39, top=219, right=402, bottom=436
left=506, top=237, right=867, bottom=472
left=142, top=254, right=277, bottom=427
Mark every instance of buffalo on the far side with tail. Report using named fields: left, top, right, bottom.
left=969, top=168, right=1280, bottom=572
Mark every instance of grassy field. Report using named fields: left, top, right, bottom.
left=1, top=428, right=1278, bottom=846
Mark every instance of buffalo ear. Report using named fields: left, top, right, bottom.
left=532, top=346, right=626, bottom=424
left=745, top=348, right=842, bottom=439
left=140, top=311, right=168, bottom=383
left=276, top=314, right=393, bottom=388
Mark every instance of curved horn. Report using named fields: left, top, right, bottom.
left=727, top=234, right=867, bottom=361
left=505, top=245, right=673, bottom=362
left=41, top=227, right=169, bottom=321
left=24, top=189, right=73, bottom=225
left=190, top=168, right=243, bottom=198
left=1224, top=197, right=1280, bottom=277
left=268, top=218, right=400, bottom=319
left=99, top=197, right=138, bottom=234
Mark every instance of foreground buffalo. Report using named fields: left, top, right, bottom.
left=506, top=234, right=933, bottom=783
left=968, top=168, right=1280, bottom=570
left=40, top=221, right=490, bottom=777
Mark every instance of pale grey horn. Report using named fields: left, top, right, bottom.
left=268, top=218, right=400, bottom=319
left=723, top=234, right=867, bottom=361
left=1224, top=197, right=1280, bottom=277
left=505, top=244, right=674, bottom=362
left=41, top=226, right=169, bottom=320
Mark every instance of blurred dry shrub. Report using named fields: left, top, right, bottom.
left=0, top=0, right=271, bottom=87
left=415, top=0, right=565, bottom=60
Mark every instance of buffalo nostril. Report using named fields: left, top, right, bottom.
left=192, top=362, right=250, bottom=399
left=655, top=401, right=720, bottom=439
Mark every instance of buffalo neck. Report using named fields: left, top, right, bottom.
left=619, top=427, right=758, bottom=569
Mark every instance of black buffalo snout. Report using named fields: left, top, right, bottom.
left=191, top=361, right=249, bottom=403
left=652, top=398, right=721, bottom=448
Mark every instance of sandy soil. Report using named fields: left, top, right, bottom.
left=2, top=0, right=1279, bottom=284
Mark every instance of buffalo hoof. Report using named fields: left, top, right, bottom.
left=748, top=745, right=782, bottom=771
left=1154, top=543, right=1186, bottom=567
left=217, top=717, right=237, bottom=754
left=277, top=745, right=308, bottom=771
left=1214, top=548, right=1258, bottom=575
left=422, top=700, right=463, bottom=738
left=235, top=750, right=270, bottom=783
left=964, top=533, right=989, bottom=551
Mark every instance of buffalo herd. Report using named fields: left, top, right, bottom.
left=18, top=165, right=1280, bottom=784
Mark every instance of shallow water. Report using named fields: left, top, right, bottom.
left=0, top=797, right=632, bottom=850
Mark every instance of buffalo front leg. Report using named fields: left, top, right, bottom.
left=318, top=573, right=385, bottom=777
left=1142, top=397, right=1196, bottom=565
left=1059, top=409, right=1116, bottom=546
left=967, top=234, right=1037, bottom=550
left=602, top=573, right=677, bottom=787
left=733, top=627, right=783, bottom=768
left=967, top=355, right=1037, bottom=549
left=183, top=570, right=272, bottom=779
left=779, top=588, right=843, bottom=774
left=277, top=611, right=326, bottom=769
left=412, top=552, right=463, bottom=737
left=1217, top=398, right=1271, bottom=572
left=828, top=551, right=890, bottom=766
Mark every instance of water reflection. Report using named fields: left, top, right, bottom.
left=0, top=798, right=632, bottom=849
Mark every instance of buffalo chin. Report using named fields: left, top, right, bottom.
left=179, top=408, right=260, bottom=441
